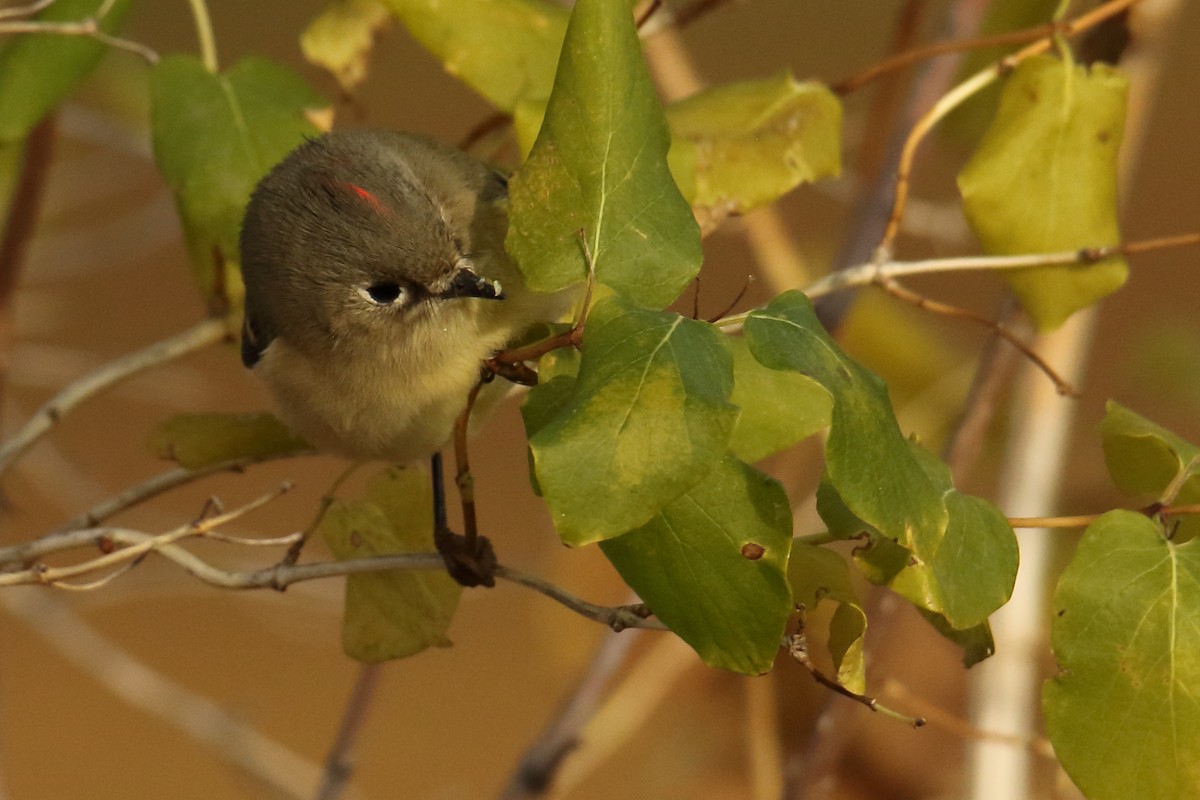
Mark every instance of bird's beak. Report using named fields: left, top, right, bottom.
left=438, top=267, right=505, bottom=301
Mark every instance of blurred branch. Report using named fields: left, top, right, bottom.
left=0, top=589, right=322, bottom=800
left=0, top=0, right=159, bottom=64
left=500, top=624, right=647, bottom=798
left=316, top=663, right=383, bottom=800
left=0, top=116, right=57, bottom=410
left=0, top=317, right=231, bottom=475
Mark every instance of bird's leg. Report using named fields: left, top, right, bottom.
left=431, top=451, right=496, bottom=588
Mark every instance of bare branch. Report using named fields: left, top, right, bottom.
left=0, top=2, right=160, bottom=64
left=1, top=523, right=668, bottom=632
left=0, top=317, right=231, bottom=475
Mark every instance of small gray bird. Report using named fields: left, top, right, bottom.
left=239, top=130, right=555, bottom=465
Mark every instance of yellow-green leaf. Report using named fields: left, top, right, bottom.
left=728, top=336, right=831, bottom=463
left=301, top=0, right=392, bottom=91
left=380, top=0, right=567, bottom=112
left=666, top=72, right=842, bottom=233
left=320, top=466, right=462, bottom=663
left=958, top=55, right=1128, bottom=330
left=1100, top=400, right=1200, bottom=541
left=147, top=412, right=310, bottom=469
left=788, top=543, right=866, bottom=692
left=526, top=297, right=737, bottom=544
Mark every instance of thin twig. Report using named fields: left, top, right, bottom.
left=881, top=679, right=1054, bottom=757
left=878, top=277, right=1078, bottom=397
left=0, top=9, right=160, bottom=64
left=714, top=231, right=1200, bottom=330
left=943, top=298, right=1023, bottom=477
left=493, top=565, right=665, bottom=632
left=833, top=21, right=1065, bottom=95
left=281, top=461, right=361, bottom=566
left=0, top=0, right=56, bottom=21
left=785, top=633, right=925, bottom=728
left=0, top=483, right=291, bottom=587
left=52, top=450, right=313, bottom=534
left=0, top=317, right=231, bottom=475
left=0, top=525, right=668, bottom=632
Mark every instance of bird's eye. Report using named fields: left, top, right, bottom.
left=360, top=282, right=404, bottom=305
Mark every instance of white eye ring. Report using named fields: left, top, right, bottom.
left=358, top=282, right=405, bottom=306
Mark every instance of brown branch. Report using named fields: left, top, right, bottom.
left=785, top=632, right=925, bottom=728
left=877, top=277, right=1079, bottom=397
left=833, top=22, right=1065, bottom=95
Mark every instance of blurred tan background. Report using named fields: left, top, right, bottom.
left=1, top=1, right=1198, bottom=798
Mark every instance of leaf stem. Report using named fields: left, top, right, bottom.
left=185, top=0, right=219, bottom=73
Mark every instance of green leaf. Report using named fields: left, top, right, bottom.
left=527, top=297, right=737, bottom=545
left=728, top=336, right=831, bottom=464
left=0, top=0, right=133, bottom=144
left=301, top=0, right=392, bottom=91
left=746, top=291, right=945, bottom=553
left=600, top=457, right=792, bottom=675
left=320, top=466, right=462, bottom=662
left=149, top=55, right=328, bottom=313
left=1044, top=510, right=1200, bottom=800
left=958, top=54, right=1128, bottom=331
left=788, top=544, right=866, bottom=692
left=747, top=292, right=1016, bottom=631
left=1101, top=401, right=1200, bottom=542
left=506, top=0, right=701, bottom=308
left=665, top=72, right=842, bottom=233
left=146, top=412, right=310, bottom=469
left=380, top=0, right=567, bottom=112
